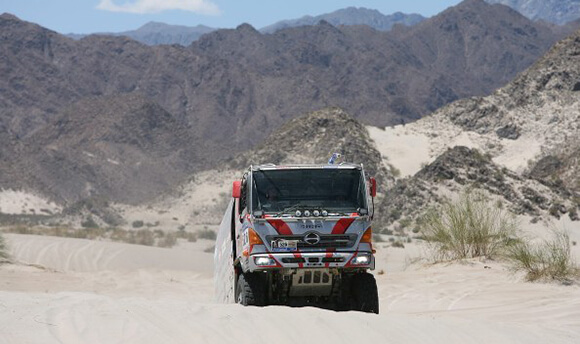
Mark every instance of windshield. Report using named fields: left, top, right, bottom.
left=252, top=168, right=367, bottom=214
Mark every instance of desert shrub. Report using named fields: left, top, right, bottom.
left=132, top=220, right=144, bottom=228
left=391, top=241, right=405, bottom=248
left=373, top=234, right=385, bottom=243
left=507, top=230, right=579, bottom=283
left=158, top=232, right=178, bottom=248
left=2, top=225, right=181, bottom=248
left=569, top=207, right=579, bottom=221
left=399, top=218, right=412, bottom=229
left=549, top=204, right=561, bottom=218
left=388, top=164, right=401, bottom=178
left=131, top=229, right=155, bottom=246
left=8, top=225, right=32, bottom=234
left=381, top=228, right=394, bottom=235
left=0, top=232, right=9, bottom=261
left=176, top=230, right=197, bottom=242
left=198, top=229, right=216, bottom=240
left=81, top=216, right=99, bottom=229
left=421, top=190, right=518, bottom=260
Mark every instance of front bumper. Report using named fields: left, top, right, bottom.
left=246, top=251, right=375, bottom=271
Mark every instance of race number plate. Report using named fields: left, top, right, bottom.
left=271, top=239, right=298, bottom=252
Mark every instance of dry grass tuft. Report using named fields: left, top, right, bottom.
left=507, top=230, right=580, bottom=283
left=1, top=225, right=198, bottom=248
left=421, top=190, right=518, bottom=261
left=0, top=232, right=9, bottom=262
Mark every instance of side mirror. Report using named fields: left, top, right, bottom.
left=232, top=181, right=241, bottom=198
left=369, top=177, right=377, bottom=197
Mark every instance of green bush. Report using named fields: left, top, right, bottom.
left=421, top=190, right=518, bottom=260
left=507, top=230, right=579, bottom=283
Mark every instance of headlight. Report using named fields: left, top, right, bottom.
left=351, top=253, right=371, bottom=265
left=254, top=257, right=276, bottom=266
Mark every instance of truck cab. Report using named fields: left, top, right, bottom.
left=215, top=162, right=379, bottom=313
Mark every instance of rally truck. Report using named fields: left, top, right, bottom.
left=214, top=160, right=379, bottom=313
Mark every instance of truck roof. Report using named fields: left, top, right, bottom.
left=252, top=163, right=362, bottom=171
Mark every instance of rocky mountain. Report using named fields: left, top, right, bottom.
left=442, top=24, right=580, bottom=191
left=485, top=0, right=580, bottom=25
left=1, top=107, right=391, bottom=229
left=376, top=146, right=578, bottom=231
left=67, top=21, right=216, bottom=46
left=1, top=93, right=205, bottom=204
left=260, top=7, right=425, bottom=33
left=190, top=0, right=566, bottom=126
left=231, top=107, right=391, bottom=185
left=115, top=107, right=393, bottom=231
left=369, top=19, right=580, bottom=230
left=0, top=0, right=566, bottom=139
left=0, top=0, right=578, bottom=204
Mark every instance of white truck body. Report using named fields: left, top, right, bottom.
left=214, top=162, right=379, bottom=313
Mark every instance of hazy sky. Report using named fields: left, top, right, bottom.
left=0, top=0, right=464, bottom=34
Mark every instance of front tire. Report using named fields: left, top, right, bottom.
left=236, top=272, right=267, bottom=306
left=351, top=273, right=379, bottom=314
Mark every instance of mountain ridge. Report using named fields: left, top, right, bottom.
left=260, top=7, right=425, bottom=33
left=485, top=0, right=580, bottom=25
left=66, top=21, right=216, bottom=46
left=1, top=0, right=579, bottom=205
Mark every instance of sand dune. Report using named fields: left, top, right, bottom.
left=1, top=233, right=579, bottom=343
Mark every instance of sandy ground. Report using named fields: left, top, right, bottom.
left=113, top=169, right=238, bottom=232
left=0, top=190, right=61, bottom=215
left=366, top=115, right=545, bottom=178
left=1, top=115, right=579, bottom=343
left=1, top=233, right=579, bottom=344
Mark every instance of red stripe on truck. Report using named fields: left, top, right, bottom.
left=293, top=252, right=304, bottom=268
left=267, top=219, right=293, bottom=235
left=331, top=218, right=355, bottom=234
left=325, top=248, right=335, bottom=268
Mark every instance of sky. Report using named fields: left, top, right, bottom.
left=0, top=0, right=464, bottom=34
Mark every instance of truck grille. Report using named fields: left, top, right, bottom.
left=266, top=234, right=357, bottom=249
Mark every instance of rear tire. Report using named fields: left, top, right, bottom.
left=236, top=272, right=267, bottom=306
left=351, top=273, right=379, bottom=314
